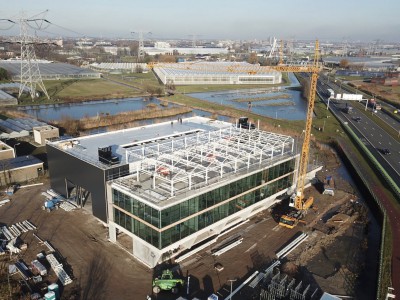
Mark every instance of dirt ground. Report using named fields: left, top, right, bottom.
left=351, top=80, right=400, bottom=104
left=0, top=180, right=154, bottom=300
left=0, top=147, right=373, bottom=300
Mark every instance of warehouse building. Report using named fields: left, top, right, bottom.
left=153, top=62, right=282, bottom=85
left=47, top=117, right=321, bottom=267
left=0, top=60, right=101, bottom=80
left=0, top=141, right=44, bottom=186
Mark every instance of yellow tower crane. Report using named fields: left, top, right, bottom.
left=279, top=39, right=284, bottom=65
left=275, top=41, right=320, bottom=229
left=148, top=41, right=321, bottom=230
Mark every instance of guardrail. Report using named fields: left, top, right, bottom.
left=319, top=91, right=393, bottom=300
left=337, top=138, right=392, bottom=300
left=343, top=123, right=400, bottom=199
left=340, top=124, right=396, bottom=300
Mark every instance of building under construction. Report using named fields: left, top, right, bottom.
left=46, top=117, right=321, bottom=267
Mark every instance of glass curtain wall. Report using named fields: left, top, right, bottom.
left=113, top=158, right=295, bottom=249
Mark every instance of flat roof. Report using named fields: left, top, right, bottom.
left=48, top=116, right=234, bottom=169
left=0, top=61, right=100, bottom=77
left=154, top=62, right=281, bottom=77
left=1, top=155, right=43, bottom=170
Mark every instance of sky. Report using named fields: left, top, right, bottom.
left=2, top=0, right=400, bottom=42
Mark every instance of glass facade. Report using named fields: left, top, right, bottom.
left=113, top=158, right=295, bottom=249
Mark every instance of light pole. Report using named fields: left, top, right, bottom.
left=13, top=143, right=20, bottom=157
left=228, top=279, right=237, bottom=300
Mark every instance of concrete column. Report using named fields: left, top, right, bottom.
left=108, top=223, right=117, bottom=242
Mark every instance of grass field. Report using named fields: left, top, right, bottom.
left=17, top=78, right=143, bottom=105
left=15, top=71, right=293, bottom=105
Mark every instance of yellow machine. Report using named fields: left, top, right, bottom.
left=278, top=41, right=320, bottom=229
left=147, top=42, right=321, bottom=230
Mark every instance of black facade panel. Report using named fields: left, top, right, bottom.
left=47, top=145, right=130, bottom=222
left=47, top=145, right=107, bottom=221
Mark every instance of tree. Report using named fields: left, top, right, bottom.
left=298, top=76, right=310, bottom=100
left=159, top=55, right=176, bottom=63
left=339, top=59, right=349, bottom=69
left=135, top=64, right=143, bottom=73
left=0, top=67, right=10, bottom=81
left=247, top=52, right=258, bottom=64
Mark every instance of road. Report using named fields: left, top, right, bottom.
left=315, top=76, right=400, bottom=295
left=320, top=75, right=400, bottom=134
left=316, top=82, right=400, bottom=188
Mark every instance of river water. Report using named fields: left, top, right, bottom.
left=19, top=73, right=307, bottom=122
left=187, top=73, right=308, bottom=120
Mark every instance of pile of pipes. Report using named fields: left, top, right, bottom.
left=42, top=190, right=77, bottom=212
left=275, top=232, right=308, bottom=259
left=46, top=254, right=73, bottom=286
left=0, top=220, right=36, bottom=241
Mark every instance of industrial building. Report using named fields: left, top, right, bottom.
left=0, top=155, right=44, bottom=186
left=0, top=142, right=44, bottom=186
left=46, top=117, right=321, bottom=267
left=144, top=45, right=229, bottom=56
left=0, top=61, right=101, bottom=80
left=153, top=62, right=282, bottom=85
left=0, top=117, right=49, bottom=139
left=0, top=89, right=17, bottom=106
left=90, top=62, right=149, bottom=73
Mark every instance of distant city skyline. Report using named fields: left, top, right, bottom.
left=2, top=0, right=400, bottom=42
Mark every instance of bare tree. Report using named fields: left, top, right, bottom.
left=247, top=52, right=258, bottom=64
left=339, top=59, right=349, bottom=69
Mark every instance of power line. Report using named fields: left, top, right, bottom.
left=0, top=11, right=51, bottom=101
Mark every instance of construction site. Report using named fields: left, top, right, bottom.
left=0, top=33, right=383, bottom=299
left=0, top=144, right=376, bottom=299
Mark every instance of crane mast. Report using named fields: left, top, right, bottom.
left=147, top=40, right=321, bottom=227
left=294, top=48, right=319, bottom=210
left=292, top=40, right=319, bottom=210
left=148, top=41, right=320, bottom=211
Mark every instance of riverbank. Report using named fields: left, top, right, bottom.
left=50, top=106, right=193, bottom=134
left=233, top=93, right=292, bottom=102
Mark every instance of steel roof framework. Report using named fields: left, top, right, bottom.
left=125, top=127, right=294, bottom=198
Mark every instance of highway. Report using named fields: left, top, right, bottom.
left=320, top=75, right=400, bottom=133
left=316, top=77, right=400, bottom=186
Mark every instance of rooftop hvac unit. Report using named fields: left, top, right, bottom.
left=98, top=146, right=119, bottom=165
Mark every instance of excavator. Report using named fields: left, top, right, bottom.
left=278, top=41, right=320, bottom=229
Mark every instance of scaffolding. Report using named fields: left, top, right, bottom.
left=115, top=126, right=294, bottom=202
left=260, top=270, right=320, bottom=300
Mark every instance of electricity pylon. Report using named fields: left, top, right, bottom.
left=1, top=11, right=51, bottom=100
left=132, top=31, right=151, bottom=62
left=18, top=14, right=50, bottom=100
